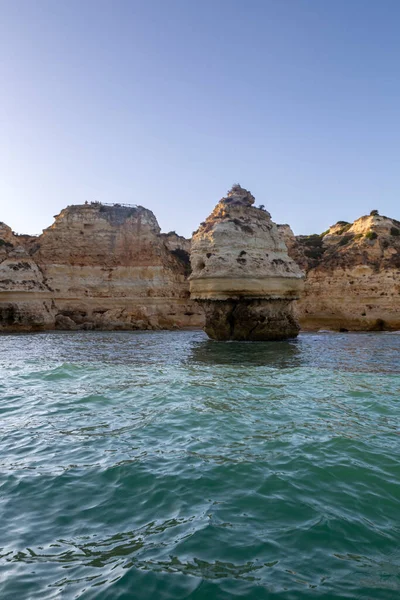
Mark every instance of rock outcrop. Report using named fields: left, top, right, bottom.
left=0, top=203, right=203, bottom=331
left=2, top=199, right=399, bottom=334
left=189, top=185, right=304, bottom=340
left=283, top=213, right=400, bottom=331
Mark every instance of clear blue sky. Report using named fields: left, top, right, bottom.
left=1, top=0, right=399, bottom=237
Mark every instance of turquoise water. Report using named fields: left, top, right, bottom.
left=0, top=331, right=399, bottom=600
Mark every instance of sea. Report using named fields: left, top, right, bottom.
left=0, top=331, right=399, bottom=599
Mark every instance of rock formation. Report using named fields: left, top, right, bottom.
left=1, top=198, right=399, bottom=334
left=281, top=212, right=400, bottom=331
left=189, top=185, right=305, bottom=340
left=0, top=203, right=203, bottom=331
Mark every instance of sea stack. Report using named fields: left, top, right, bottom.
left=189, top=185, right=305, bottom=340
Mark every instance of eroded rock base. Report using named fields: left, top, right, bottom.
left=200, top=298, right=300, bottom=341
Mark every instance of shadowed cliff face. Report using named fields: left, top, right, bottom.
left=0, top=203, right=203, bottom=332
left=201, top=298, right=301, bottom=341
left=279, top=214, right=400, bottom=331
left=189, top=185, right=304, bottom=340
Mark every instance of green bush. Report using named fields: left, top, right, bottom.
left=365, top=231, right=378, bottom=240
left=370, top=209, right=379, bottom=216
left=300, top=234, right=326, bottom=260
left=390, top=227, right=400, bottom=236
left=299, top=234, right=322, bottom=246
left=337, top=223, right=352, bottom=235
left=305, top=247, right=325, bottom=259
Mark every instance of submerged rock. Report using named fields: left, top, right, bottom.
left=189, top=185, right=304, bottom=340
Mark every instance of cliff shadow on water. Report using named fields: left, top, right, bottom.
left=187, top=331, right=400, bottom=373
left=187, top=337, right=302, bottom=369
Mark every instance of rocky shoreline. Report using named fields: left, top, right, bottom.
left=1, top=194, right=399, bottom=333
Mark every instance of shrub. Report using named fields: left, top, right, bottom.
left=337, top=223, right=352, bottom=235
left=299, top=234, right=322, bottom=246
left=338, top=235, right=352, bottom=246
left=365, top=231, right=378, bottom=240
left=390, top=227, right=400, bottom=236
left=370, top=209, right=379, bottom=216
left=336, top=220, right=349, bottom=226
left=305, top=247, right=325, bottom=259
left=300, top=234, right=326, bottom=260
left=320, top=229, right=330, bottom=237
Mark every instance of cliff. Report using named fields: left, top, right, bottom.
left=283, top=213, right=400, bottom=331
left=0, top=203, right=202, bottom=331
left=190, top=185, right=304, bottom=340
left=1, top=201, right=399, bottom=334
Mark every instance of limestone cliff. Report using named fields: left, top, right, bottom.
left=283, top=213, right=400, bottom=331
left=0, top=203, right=203, bottom=331
left=189, top=185, right=304, bottom=340
left=2, top=201, right=399, bottom=334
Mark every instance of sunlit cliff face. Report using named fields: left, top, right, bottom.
left=0, top=203, right=204, bottom=332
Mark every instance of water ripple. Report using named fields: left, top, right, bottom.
left=0, top=331, right=399, bottom=599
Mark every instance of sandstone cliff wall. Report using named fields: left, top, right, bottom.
left=1, top=204, right=399, bottom=333
left=0, top=204, right=203, bottom=331
left=281, top=214, right=400, bottom=331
